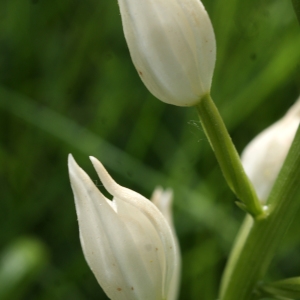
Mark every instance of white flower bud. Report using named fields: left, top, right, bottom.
left=151, top=187, right=181, bottom=300
left=241, top=98, right=300, bottom=202
left=118, top=0, right=216, bottom=106
left=68, top=155, right=179, bottom=300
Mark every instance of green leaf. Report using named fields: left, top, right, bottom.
left=262, top=277, right=300, bottom=299
left=292, top=0, right=300, bottom=25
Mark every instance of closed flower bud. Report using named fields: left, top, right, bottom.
left=241, top=98, right=300, bottom=202
left=68, top=155, right=178, bottom=300
left=118, top=0, right=216, bottom=106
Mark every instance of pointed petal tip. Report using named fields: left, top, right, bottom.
left=68, top=155, right=90, bottom=188
left=68, top=153, right=75, bottom=165
left=89, top=155, right=99, bottom=169
left=89, top=156, right=126, bottom=198
left=89, top=156, right=104, bottom=169
left=89, top=156, right=109, bottom=180
left=89, top=156, right=107, bottom=179
left=68, top=154, right=81, bottom=174
left=165, top=188, right=173, bottom=199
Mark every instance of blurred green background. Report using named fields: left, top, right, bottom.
left=0, top=0, right=300, bottom=299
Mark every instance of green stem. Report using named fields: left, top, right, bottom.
left=196, top=94, right=264, bottom=218
left=219, top=125, right=300, bottom=300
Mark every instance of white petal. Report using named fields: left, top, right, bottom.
left=118, top=0, right=216, bottom=106
left=241, top=98, right=300, bottom=202
left=151, top=187, right=174, bottom=227
left=113, top=196, right=165, bottom=297
left=89, top=156, right=178, bottom=298
left=151, top=187, right=181, bottom=300
left=69, top=155, right=160, bottom=300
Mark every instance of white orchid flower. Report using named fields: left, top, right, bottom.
left=241, top=97, right=300, bottom=202
left=118, top=0, right=216, bottom=106
left=68, top=155, right=179, bottom=300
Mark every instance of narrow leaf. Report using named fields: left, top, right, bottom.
left=262, top=277, right=300, bottom=299
left=292, top=0, right=300, bottom=25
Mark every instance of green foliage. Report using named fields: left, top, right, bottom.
left=219, top=127, right=300, bottom=300
left=261, top=277, right=300, bottom=299
left=0, top=237, right=48, bottom=300
left=292, top=0, right=300, bottom=25
left=0, top=0, right=299, bottom=299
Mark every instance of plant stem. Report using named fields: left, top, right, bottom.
left=219, top=125, right=300, bottom=300
left=196, top=94, right=264, bottom=218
